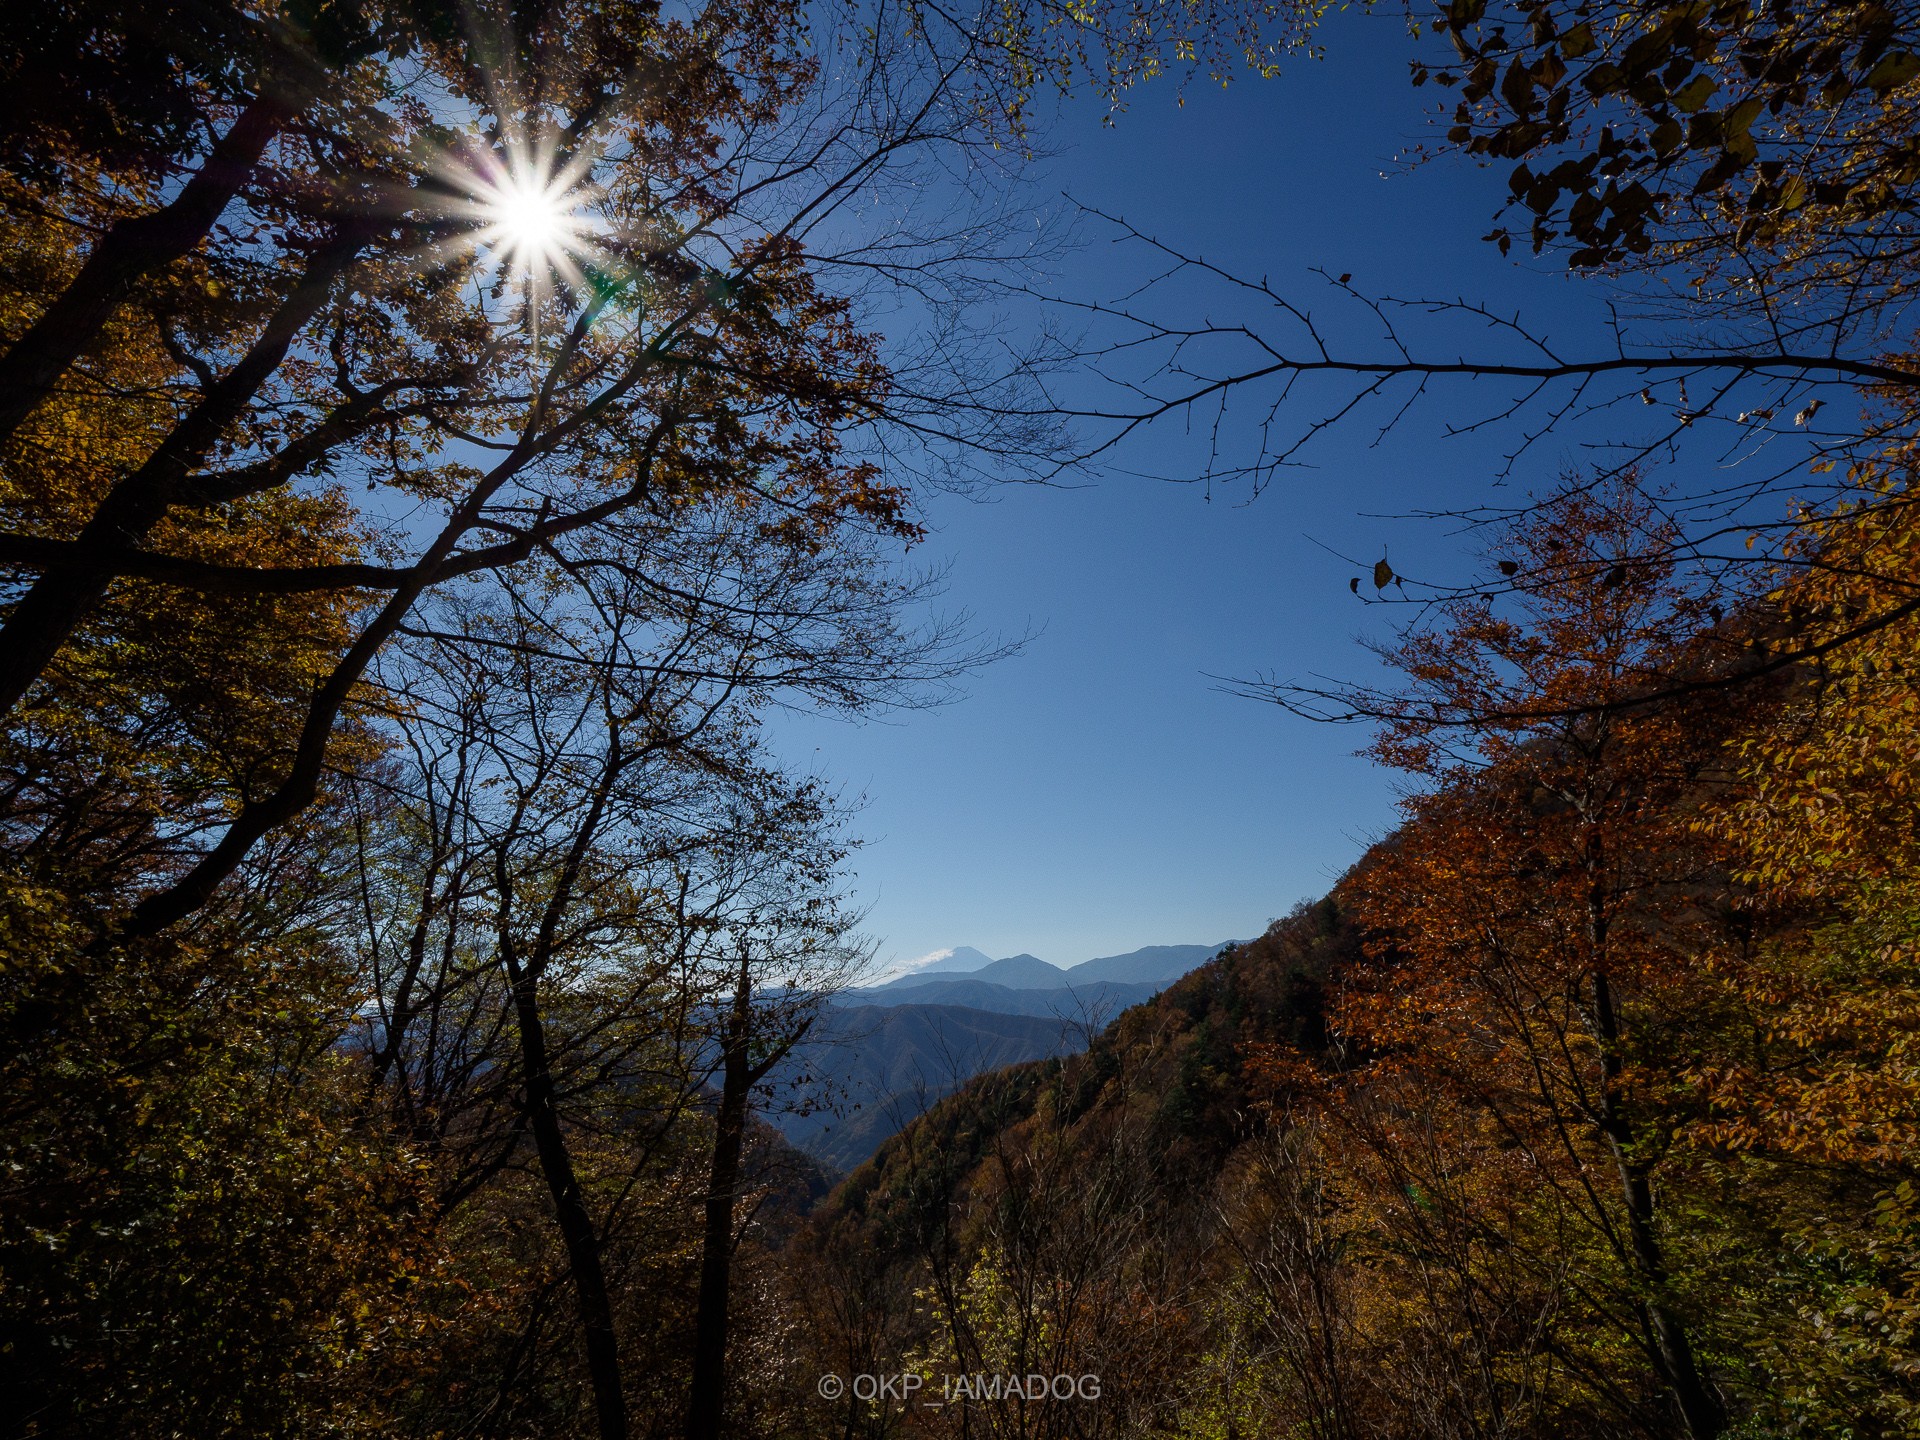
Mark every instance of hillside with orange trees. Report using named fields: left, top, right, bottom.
left=779, top=479, right=1920, bottom=1440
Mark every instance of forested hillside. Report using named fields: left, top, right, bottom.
left=768, top=1003, right=1090, bottom=1171
left=811, top=906, right=1343, bottom=1246
left=782, top=484, right=1920, bottom=1439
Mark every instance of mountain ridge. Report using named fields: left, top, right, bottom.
left=834, top=974, right=1161, bottom=1019
left=773, top=939, right=1238, bottom=1172
left=882, top=939, right=1234, bottom=990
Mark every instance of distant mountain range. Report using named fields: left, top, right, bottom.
left=880, top=941, right=1231, bottom=991
left=893, top=952, right=1062, bottom=990
left=837, top=976, right=1160, bottom=1019
left=762, top=941, right=1236, bottom=1171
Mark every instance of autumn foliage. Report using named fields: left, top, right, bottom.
left=8, top=0, right=1920, bottom=1436
left=775, top=471, right=1920, bottom=1439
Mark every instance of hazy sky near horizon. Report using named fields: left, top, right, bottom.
left=771, top=10, right=1647, bottom=972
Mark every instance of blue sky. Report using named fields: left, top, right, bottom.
left=773, top=9, right=1640, bottom=972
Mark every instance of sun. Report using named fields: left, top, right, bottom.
left=433, top=132, right=604, bottom=292
left=485, top=173, right=578, bottom=273
left=494, top=180, right=566, bottom=257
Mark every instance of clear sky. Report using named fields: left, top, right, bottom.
left=772, top=9, right=1632, bottom=973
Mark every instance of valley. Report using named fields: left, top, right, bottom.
left=765, top=942, right=1232, bottom=1170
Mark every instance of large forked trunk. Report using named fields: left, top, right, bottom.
left=686, top=959, right=755, bottom=1440
left=508, top=954, right=628, bottom=1440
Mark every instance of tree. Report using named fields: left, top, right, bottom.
left=1427, top=0, right=1920, bottom=288
left=683, top=855, right=861, bottom=1440
left=338, top=473, right=958, bottom=1436
left=1, top=0, right=1031, bottom=958
left=1290, top=478, right=1767, bottom=1437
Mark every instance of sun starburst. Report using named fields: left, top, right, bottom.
left=434, top=127, right=607, bottom=305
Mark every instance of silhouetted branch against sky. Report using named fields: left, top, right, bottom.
left=1033, top=217, right=1908, bottom=501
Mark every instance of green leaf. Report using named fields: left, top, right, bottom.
left=1724, top=98, right=1764, bottom=141
left=1671, top=75, right=1717, bottom=113
left=1864, top=51, right=1920, bottom=94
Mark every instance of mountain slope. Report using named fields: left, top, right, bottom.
left=967, top=953, right=1069, bottom=988
left=765, top=1002, right=1089, bottom=1172
left=877, top=951, right=1066, bottom=990
left=779, top=904, right=1355, bottom=1440
left=786, top=940, right=1238, bottom=1172
left=803, top=901, right=1347, bottom=1237
left=1065, top=941, right=1231, bottom=985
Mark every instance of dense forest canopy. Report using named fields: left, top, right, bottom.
left=2, top=1, right=1919, bottom=1438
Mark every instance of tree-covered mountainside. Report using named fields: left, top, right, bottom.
left=810, top=897, right=1346, bottom=1236
left=778, top=483, right=1920, bottom=1440
left=765, top=1003, right=1091, bottom=1172
left=763, top=943, right=1236, bottom=1173
left=783, top=897, right=1347, bottom=1349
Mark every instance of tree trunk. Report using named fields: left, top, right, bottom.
left=687, top=958, right=755, bottom=1440
left=1590, top=967, right=1723, bottom=1440
left=508, top=956, right=628, bottom=1440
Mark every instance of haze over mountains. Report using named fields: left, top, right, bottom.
left=769, top=1004, right=1085, bottom=1172
left=768, top=940, right=1234, bottom=1170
